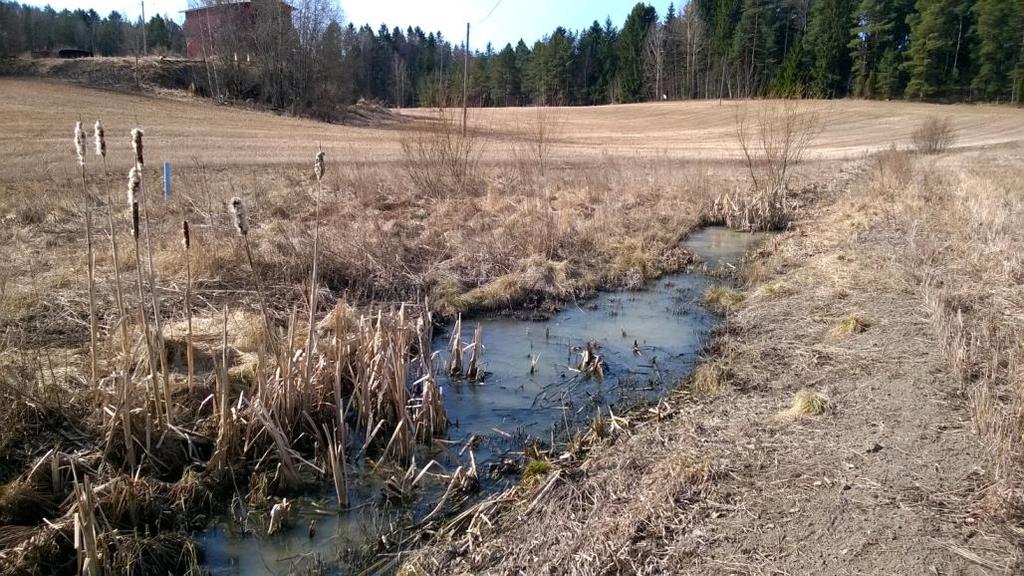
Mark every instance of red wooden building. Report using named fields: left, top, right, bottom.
left=183, top=1, right=293, bottom=60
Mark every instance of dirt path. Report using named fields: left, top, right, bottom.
left=691, top=171, right=1012, bottom=575
left=405, top=163, right=1016, bottom=575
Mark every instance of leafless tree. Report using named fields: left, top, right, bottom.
left=736, top=100, right=823, bottom=193
left=644, top=20, right=665, bottom=100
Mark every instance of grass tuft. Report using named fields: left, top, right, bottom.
left=522, top=459, right=553, bottom=483
left=704, top=286, right=745, bottom=310
left=836, top=314, right=869, bottom=335
left=690, top=362, right=726, bottom=397
left=779, top=389, right=830, bottom=420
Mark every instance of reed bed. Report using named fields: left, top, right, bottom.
left=0, top=131, right=456, bottom=574
left=1, top=109, right=747, bottom=574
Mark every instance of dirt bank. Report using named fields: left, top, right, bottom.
left=404, top=153, right=1021, bottom=574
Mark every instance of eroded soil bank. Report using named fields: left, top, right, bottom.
left=404, top=153, right=1023, bottom=575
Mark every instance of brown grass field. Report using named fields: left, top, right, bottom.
left=3, top=76, right=1024, bottom=574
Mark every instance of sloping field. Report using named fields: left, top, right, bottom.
left=2, top=78, right=1024, bottom=183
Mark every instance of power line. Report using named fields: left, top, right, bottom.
left=476, top=0, right=503, bottom=26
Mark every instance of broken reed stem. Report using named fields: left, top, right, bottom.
left=219, top=305, right=229, bottom=444
left=73, top=477, right=101, bottom=575
left=304, top=147, right=325, bottom=395
left=323, top=423, right=348, bottom=509
left=183, top=220, right=195, bottom=391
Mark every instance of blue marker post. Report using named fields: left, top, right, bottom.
left=163, top=162, right=171, bottom=200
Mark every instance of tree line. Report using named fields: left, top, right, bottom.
left=0, top=2, right=184, bottom=56
left=2, top=0, right=1023, bottom=107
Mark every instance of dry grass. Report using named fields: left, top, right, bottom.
left=4, top=77, right=1024, bottom=574
left=689, top=362, right=726, bottom=397
left=861, top=144, right=1024, bottom=559
left=778, top=389, right=830, bottom=420
left=836, top=314, right=869, bottom=335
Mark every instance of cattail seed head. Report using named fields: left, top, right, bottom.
left=94, top=120, right=106, bottom=158
left=74, top=121, right=86, bottom=167
left=230, top=197, right=249, bottom=236
left=127, top=166, right=141, bottom=206
left=182, top=220, right=191, bottom=250
left=131, top=202, right=140, bottom=239
left=131, top=127, right=144, bottom=168
left=314, top=149, right=325, bottom=181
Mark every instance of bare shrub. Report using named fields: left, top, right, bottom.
left=401, top=107, right=483, bottom=199
left=708, top=101, right=822, bottom=231
left=515, top=106, right=564, bottom=180
left=911, top=116, right=956, bottom=155
left=736, top=100, right=823, bottom=194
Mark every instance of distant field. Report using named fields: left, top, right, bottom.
left=3, top=78, right=1024, bottom=183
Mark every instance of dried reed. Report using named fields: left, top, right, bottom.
left=230, top=196, right=281, bottom=367
left=305, top=147, right=325, bottom=396
left=127, top=165, right=163, bottom=426
left=131, top=127, right=172, bottom=423
left=74, top=121, right=100, bottom=401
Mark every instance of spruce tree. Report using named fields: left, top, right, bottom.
left=805, top=0, right=856, bottom=97
left=618, top=3, right=657, bottom=102
left=905, top=0, right=973, bottom=100
left=971, top=0, right=1023, bottom=101
left=849, top=0, right=913, bottom=98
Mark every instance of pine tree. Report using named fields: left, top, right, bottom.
left=971, top=0, right=1023, bottom=101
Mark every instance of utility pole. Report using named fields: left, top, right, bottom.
left=141, top=0, right=147, bottom=56
left=462, top=22, right=469, bottom=137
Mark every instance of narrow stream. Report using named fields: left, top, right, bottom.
left=200, top=227, right=764, bottom=575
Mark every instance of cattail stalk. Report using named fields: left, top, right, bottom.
left=231, top=197, right=281, bottom=367
left=128, top=166, right=163, bottom=425
left=183, top=220, right=195, bottom=391
left=98, top=123, right=130, bottom=364
left=75, top=122, right=100, bottom=402
left=131, top=128, right=172, bottom=422
left=304, top=146, right=325, bottom=392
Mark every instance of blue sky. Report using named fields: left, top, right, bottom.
left=26, top=0, right=661, bottom=50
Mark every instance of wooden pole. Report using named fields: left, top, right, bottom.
left=462, top=22, right=469, bottom=137
left=141, top=0, right=147, bottom=56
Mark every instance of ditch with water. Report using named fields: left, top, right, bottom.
left=200, top=227, right=764, bottom=575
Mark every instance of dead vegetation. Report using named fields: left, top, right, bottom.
left=3, top=78, right=1024, bottom=574
left=0, top=94, right=721, bottom=573
left=403, top=140, right=1024, bottom=574
left=704, top=100, right=823, bottom=232
left=861, top=144, right=1024, bottom=564
left=912, top=116, right=957, bottom=155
